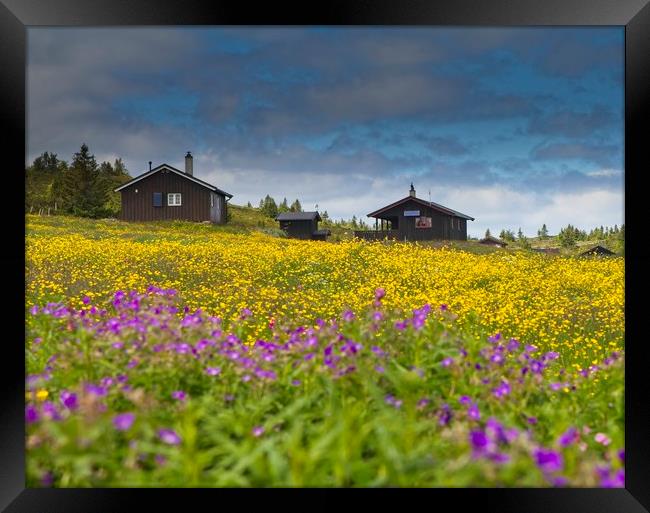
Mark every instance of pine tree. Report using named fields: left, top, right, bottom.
left=290, top=199, right=302, bottom=212
left=61, top=144, right=107, bottom=217
left=278, top=197, right=290, bottom=213
left=517, top=227, right=524, bottom=240
left=538, top=224, right=548, bottom=239
left=485, top=228, right=491, bottom=238
left=246, top=201, right=252, bottom=208
left=558, top=224, right=577, bottom=248
left=260, top=195, right=278, bottom=218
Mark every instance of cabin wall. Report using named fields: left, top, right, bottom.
left=120, top=170, right=211, bottom=222
left=373, top=199, right=468, bottom=241
left=280, top=220, right=315, bottom=239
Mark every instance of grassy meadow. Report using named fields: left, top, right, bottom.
left=25, top=212, right=624, bottom=487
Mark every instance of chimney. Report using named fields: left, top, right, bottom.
left=148, top=161, right=152, bottom=171
left=185, top=151, right=193, bottom=175
left=409, top=182, right=416, bottom=198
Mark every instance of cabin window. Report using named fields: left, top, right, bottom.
left=153, top=192, right=162, bottom=207
left=168, top=193, right=182, bottom=206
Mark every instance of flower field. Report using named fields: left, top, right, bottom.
left=25, top=215, right=624, bottom=487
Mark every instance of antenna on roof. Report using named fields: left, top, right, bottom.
left=428, top=189, right=432, bottom=204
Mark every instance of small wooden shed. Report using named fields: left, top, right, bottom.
left=276, top=211, right=330, bottom=240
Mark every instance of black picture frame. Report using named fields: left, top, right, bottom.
left=2, top=1, right=649, bottom=511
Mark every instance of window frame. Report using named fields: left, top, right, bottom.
left=168, top=193, right=182, bottom=207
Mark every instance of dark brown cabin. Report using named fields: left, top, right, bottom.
left=479, top=235, right=507, bottom=248
left=276, top=211, right=330, bottom=240
left=354, top=184, right=474, bottom=242
left=579, top=245, right=616, bottom=257
left=115, top=152, right=232, bottom=224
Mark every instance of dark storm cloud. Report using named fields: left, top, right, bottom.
left=526, top=105, right=617, bottom=138
left=27, top=27, right=623, bottom=228
left=531, top=142, right=620, bottom=168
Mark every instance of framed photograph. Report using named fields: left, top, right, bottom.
left=3, top=0, right=649, bottom=511
left=415, top=217, right=432, bottom=229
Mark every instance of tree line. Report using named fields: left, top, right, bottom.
left=26, top=144, right=132, bottom=218
left=248, top=195, right=372, bottom=230
left=483, top=223, right=624, bottom=250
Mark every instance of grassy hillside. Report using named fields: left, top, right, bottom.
left=25, top=214, right=624, bottom=487
left=27, top=205, right=623, bottom=258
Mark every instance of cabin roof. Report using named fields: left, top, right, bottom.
left=114, top=164, right=233, bottom=198
left=276, top=211, right=321, bottom=221
left=366, top=196, right=474, bottom=220
left=579, top=245, right=616, bottom=256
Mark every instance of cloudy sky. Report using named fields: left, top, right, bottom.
left=27, top=27, right=623, bottom=237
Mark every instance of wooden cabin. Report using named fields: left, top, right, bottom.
left=354, top=184, right=474, bottom=241
left=479, top=235, right=508, bottom=248
left=276, top=211, right=330, bottom=240
left=114, top=152, right=232, bottom=224
left=533, top=247, right=560, bottom=255
left=579, top=245, right=616, bottom=257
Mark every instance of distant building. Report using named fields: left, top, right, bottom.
left=478, top=235, right=507, bottom=248
left=354, top=184, right=474, bottom=241
left=533, top=247, right=560, bottom=255
left=579, top=245, right=616, bottom=257
left=115, top=152, right=232, bottom=224
left=276, top=211, right=330, bottom=240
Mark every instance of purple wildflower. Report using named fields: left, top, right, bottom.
left=533, top=448, right=564, bottom=473
left=60, top=391, right=78, bottom=410
left=384, top=394, right=403, bottom=409
left=205, top=367, right=221, bottom=376
left=416, top=398, right=431, bottom=410
left=490, top=353, right=504, bottom=364
left=26, top=404, right=39, bottom=424
left=507, top=338, right=520, bottom=352
left=438, top=404, right=452, bottom=426
left=85, top=384, right=107, bottom=396
left=112, top=413, right=135, bottom=431
left=342, top=310, right=355, bottom=322
left=468, top=402, right=481, bottom=420
left=41, top=401, right=61, bottom=420
left=459, top=395, right=472, bottom=405
left=252, top=426, right=265, bottom=437
left=171, top=390, right=186, bottom=401
left=374, top=288, right=386, bottom=300
left=394, top=320, right=409, bottom=331
left=158, top=428, right=182, bottom=445
left=492, top=382, right=511, bottom=399
left=558, top=427, right=579, bottom=447
left=441, top=357, right=454, bottom=368
left=530, top=360, right=544, bottom=374
left=470, top=430, right=490, bottom=456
